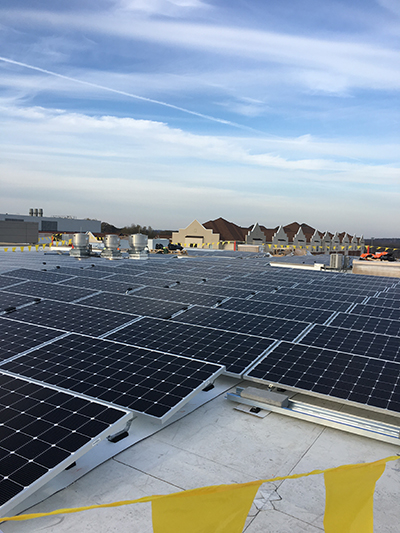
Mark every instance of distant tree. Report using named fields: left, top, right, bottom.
left=102, top=222, right=157, bottom=239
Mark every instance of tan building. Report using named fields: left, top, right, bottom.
left=173, top=218, right=365, bottom=254
left=171, top=220, right=220, bottom=249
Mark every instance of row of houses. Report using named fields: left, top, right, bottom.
left=172, top=218, right=365, bottom=254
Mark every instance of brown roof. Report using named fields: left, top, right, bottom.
left=283, top=222, right=301, bottom=242
left=203, top=218, right=248, bottom=242
left=260, top=225, right=279, bottom=242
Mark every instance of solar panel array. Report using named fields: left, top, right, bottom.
left=1, top=252, right=400, bottom=514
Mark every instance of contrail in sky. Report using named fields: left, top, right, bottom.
left=0, top=56, right=254, bottom=131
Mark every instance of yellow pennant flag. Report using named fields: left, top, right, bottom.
left=4, top=248, right=8, bottom=252
left=20, top=246, right=24, bottom=252
left=324, top=457, right=387, bottom=533
left=28, top=246, right=31, bottom=251
left=35, top=244, right=39, bottom=251
left=12, top=247, right=16, bottom=252
left=152, top=480, right=263, bottom=533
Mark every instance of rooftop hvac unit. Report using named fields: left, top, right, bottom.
left=38, top=208, right=43, bottom=217
left=34, top=208, right=38, bottom=217
left=128, top=233, right=149, bottom=260
left=29, top=208, right=33, bottom=217
left=69, top=233, right=91, bottom=258
left=330, top=253, right=343, bottom=269
left=101, top=234, right=122, bottom=260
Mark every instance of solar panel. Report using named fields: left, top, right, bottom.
left=0, top=291, right=40, bottom=312
left=1, top=268, right=74, bottom=284
left=219, top=298, right=334, bottom=324
left=261, top=287, right=366, bottom=303
left=351, top=304, right=400, bottom=321
left=367, top=295, right=400, bottom=308
left=54, top=266, right=115, bottom=279
left=299, top=325, right=400, bottom=362
left=4, top=301, right=136, bottom=336
left=329, top=313, right=400, bottom=337
left=250, top=292, right=355, bottom=311
left=0, top=317, right=65, bottom=361
left=105, top=317, right=275, bottom=376
left=170, top=283, right=255, bottom=299
left=76, top=292, right=186, bottom=319
left=132, top=286, right=223, bottom=307
left=0, top=371, right=131, bottom=516
left=0, top=277, right=27, bottom=290
left=0, top=334, right=224, bottom=421
left=107, top=273, right=164, bottom=283
left=62, top=276, right=144, bottom=294
left=172, top=306, right=309, bottom=341
left=3, top=280, right=97, bottom=303
left=245, top=341, right=400, bottom=413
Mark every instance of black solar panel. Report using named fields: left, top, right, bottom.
left=5, top=301, right=135, bottom=336
left=170, top=283, right=255, bottom=299
left=0, top=277, right=26, bottom=290
left=1, top=334, right=224, bottom=421
left=54, top=266, right=114, bottom=279
left=109, top=274, right=173, bottom=287
left=262, top=287, right=365, bottom=303
left=329, top=313, right=400, bottom=337
left=0, top=372, right=129, bottom=511
left=76, top=293, right=186, bottom=319
left=1, top=268, right=74, bottom=284
left=219, top=298, right=334, bottom=324
left=3, top=280, right=97, bottom=303
left=249, top=292, right=353, bottom=312
left=351, top=303, right=400, bottom=321
left=62, top=276, right=144, bottom=294
left=366, top=297, right=400, bottom=309
left=172, top=306, right=308, bottom=341
left=245, top=342, right=400, bottom=413
left=0, top=291, right=40, bottom=312
left=105, top=317, right=275, bottom=376
left=300, top=325, right=400, bottom=362
left=132, top=286, right=222, bottom=307
left=0, top=317, right=65, bottom=361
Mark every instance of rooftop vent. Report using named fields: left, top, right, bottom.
left=69, top=233, right=91, bottom=258
left=101, top=234, right=123, bottom=260
left=128, top=233, right=149, bottom=260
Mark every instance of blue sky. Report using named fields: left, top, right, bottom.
left=0, top=0, right=399, bottom=236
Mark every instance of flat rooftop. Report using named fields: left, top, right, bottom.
left=0, top=248, right=399, bottom=532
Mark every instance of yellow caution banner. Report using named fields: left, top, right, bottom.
left=1, top=455, right=398, bottom=533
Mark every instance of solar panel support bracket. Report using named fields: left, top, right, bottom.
left=227, top=388, right=400, bottom=446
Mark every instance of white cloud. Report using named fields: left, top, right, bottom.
left=2, top=9, right=400, bottom=94
left=1, top=104, right=399, bottom=179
